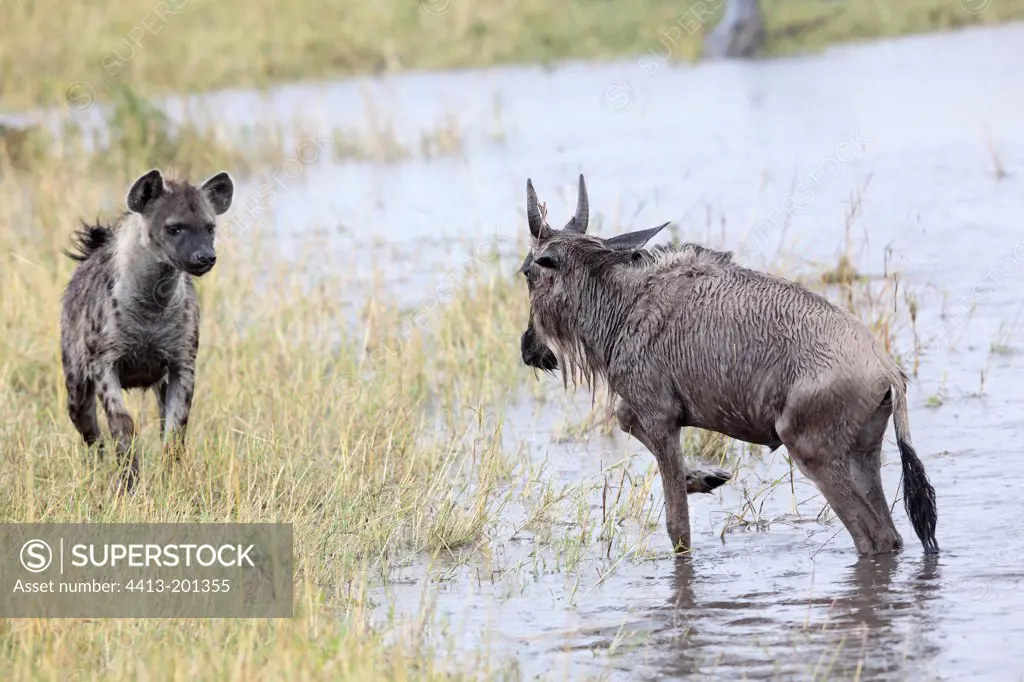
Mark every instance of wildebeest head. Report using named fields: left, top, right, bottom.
left=125, top=168, right=235, bottom=277
left=518, top=174, right=668, bottom=374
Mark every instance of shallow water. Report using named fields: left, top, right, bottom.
left=18, top=19, right=1024, bottom=680
left=377, top=381, right=1024, bottom=680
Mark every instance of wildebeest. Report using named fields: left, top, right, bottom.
left=518, top=174, right=938, bottom=557
left=519, top=185, right=736, bottom=498
left=60, top=168, right=234, bottom=494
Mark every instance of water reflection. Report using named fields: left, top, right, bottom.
left=641, top=554, right=946, bottom=680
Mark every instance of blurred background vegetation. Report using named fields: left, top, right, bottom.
left=3, top=0, right=1024, bottom=112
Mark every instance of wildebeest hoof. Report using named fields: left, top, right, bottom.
left=685, top=467, right=733, bottom=494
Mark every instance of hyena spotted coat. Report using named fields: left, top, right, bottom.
left=60, top=168, right=234, bottom=493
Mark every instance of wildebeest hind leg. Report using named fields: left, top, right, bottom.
left=789, top=445, right=885, bottom=556
left=847, top=399, right=903, bottom=553
left=778, top=391, right=892, bottom=556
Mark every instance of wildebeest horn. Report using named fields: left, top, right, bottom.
left=604, top=222, right=669, bottom=250
left=566, top=174, right=589, bottom=234
left=526, top=179, right=545, bottom=238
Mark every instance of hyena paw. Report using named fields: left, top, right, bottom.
left=109, top=465, right=140, bottom=498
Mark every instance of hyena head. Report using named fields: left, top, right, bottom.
left=518, top=174, right=669, bottom=374
left=125, top=168, right=235, bottom=277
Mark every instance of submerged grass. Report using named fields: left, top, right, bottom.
left=0, top=82, right=489, bottom=178
left=0, top=85, right=282, bottom=177
left=3, top=0, right=1024, bottom=112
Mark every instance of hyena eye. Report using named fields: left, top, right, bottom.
left=205, top=223, right=215, bottom=234
left=165, top=224, right=184, bottom=236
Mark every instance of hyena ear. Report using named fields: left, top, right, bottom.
left=201, top=171, right=234, bottom=215
left=126, top=169, right=165, bottom=214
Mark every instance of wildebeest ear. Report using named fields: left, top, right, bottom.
left=201, top=171, right=235, bottom=215
left=126, top=169, right=165, bottom=214
left=534, top=248, right=559, bottom=269
left=604, top=222, right=669, bottom=250
left=564, top=174, right=589, bottom=234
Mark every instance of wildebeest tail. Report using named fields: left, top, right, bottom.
left=888, top=364, right=940, bottom=554
left=62, top=220, right=111, bottom=262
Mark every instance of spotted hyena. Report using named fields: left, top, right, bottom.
left=60, top=168, right=234, bottom=493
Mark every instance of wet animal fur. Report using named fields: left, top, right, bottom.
left=518, top=175, right=938, bottom=557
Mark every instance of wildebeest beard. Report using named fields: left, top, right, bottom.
left=520, top=320, right=559, bottom=373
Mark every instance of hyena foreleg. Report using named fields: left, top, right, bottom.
left=160, top=364, right=195, bottom=464
left=64, top=362, right=103, bottom=451
left=95, top=365, right=140, bottom=494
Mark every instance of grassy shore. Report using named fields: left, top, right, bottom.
left=3, top=0, right=1024, bottom=112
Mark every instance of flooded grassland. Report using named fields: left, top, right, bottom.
left=1, top=19, right=1024, bottom=682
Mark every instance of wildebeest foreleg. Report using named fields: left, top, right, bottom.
left=615, top=398, right=732, bottom=495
